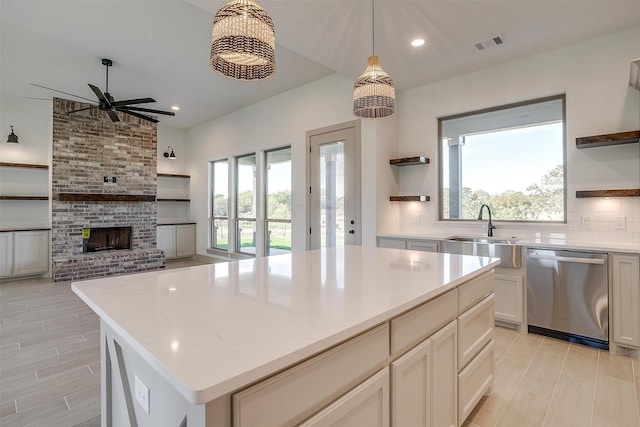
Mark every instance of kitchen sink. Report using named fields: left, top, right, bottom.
left=443, top=236, right=523, bottom=268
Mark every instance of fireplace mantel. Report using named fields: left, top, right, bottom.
left=56, top=193, right=155, bottom=202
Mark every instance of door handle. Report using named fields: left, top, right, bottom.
left=528, top=253, right=605, bottom=264
left=349, top=230, right=355, bottom=234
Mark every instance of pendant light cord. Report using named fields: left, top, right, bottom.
left=372, top=0, right=375, bottom=56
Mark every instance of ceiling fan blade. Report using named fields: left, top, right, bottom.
left=67, top=106, right=92, bottom=114
left=106, top=109, right=120, bottom=122
left=111, top=97, right=155, bottom=107
left=117, top=108, right=158, bottom=123
left=30, top=83, right=96, bottom=103
left=121, top=106, right=175, bottom=116
left=88, top=84, right=110, bottom=106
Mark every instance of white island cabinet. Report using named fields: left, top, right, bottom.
left=73, top=246, right=498, bottom=427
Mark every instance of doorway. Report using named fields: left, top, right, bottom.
left=307, top=121, right=361, bottom=249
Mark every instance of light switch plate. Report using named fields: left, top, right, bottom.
left=614, top=216, right=626, bottom=230
left=134, top=375, right=150, bottom=414
left=581, top=216, right=592, bottom=229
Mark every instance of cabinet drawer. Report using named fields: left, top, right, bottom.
left=299, top=368, right=389, bottom=427
left=232, top=324, right=389, bottom=427
left=458, top=294, right=494, bottom=369
left=391, top=289, right=458, bottom=356
left=407, top=240, right=439, bottom=253
left=458, top=340, right=494, bottom=424
left=458, top=271, right=494, bottom=313
left=378, top=237, right=406, bottom=250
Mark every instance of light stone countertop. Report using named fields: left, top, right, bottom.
left=378, top=232, right=640, bottom=254
left=72, top=246, right=499, bottom=405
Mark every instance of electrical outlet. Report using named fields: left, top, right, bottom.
left=581, top=216, right=592, bottom=229
left=614, top=216, right=626, bottom=230
left=134, top=375, right=150, bottom=414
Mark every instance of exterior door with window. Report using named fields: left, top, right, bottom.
left=308, top=123, right=361, bottom=249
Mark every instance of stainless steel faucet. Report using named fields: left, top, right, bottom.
left=478, top=204, right=496, bottom=237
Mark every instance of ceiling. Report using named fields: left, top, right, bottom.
left=2, top=1, right=640, bottom=129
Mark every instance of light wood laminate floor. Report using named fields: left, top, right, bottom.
left=2, top=271, right=639, bottom=426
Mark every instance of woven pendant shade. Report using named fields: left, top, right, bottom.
left=210, top=0, right=275, bottom=81
left=353, top=55, right=395, bottom=118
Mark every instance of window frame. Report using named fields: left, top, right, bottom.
left=438, top=94, right=567, bottom=223
left=210, top=159, right=230, bottom=251
left=235, top=152, right=258, bottom=255
left=264, top=146, right=292, bottom=256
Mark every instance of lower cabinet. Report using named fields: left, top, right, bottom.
left=0, top=230, right=49, bottom=279
left=157, top=224, right=196, bottom=260
left=493, top=273, right=524, bottom=325
left=377, top=236, right=440, bottom=253
left=232, top=272, right=495, bottom=427
left=612, top=254, right=640, bottom=348
left=300, top=368, right=389, bottom=427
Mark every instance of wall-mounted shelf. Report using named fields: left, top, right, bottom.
left=576, top=189, right=640, bottom=198
left=576, top=130, right=639, bottom=148
left=0, top=196, right=48, bottom=201
left=390, top=196, right=430, bottom=202
left=158, top=173, right=190, bottom=179
left=0, top=162, right=49, bottom=169
left=389, top=156, right=430, bottom=166
left=157, top=198, right=190, bottom=202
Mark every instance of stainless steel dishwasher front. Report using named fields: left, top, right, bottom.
left=526, top=248, right=609, bottom=349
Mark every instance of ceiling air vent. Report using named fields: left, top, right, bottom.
left=473, top=34, right=506, bottom=51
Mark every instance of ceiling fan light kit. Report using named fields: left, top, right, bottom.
left=353, top=0, right=395, bottom=119
left=210, top=0, right=276, bottom=81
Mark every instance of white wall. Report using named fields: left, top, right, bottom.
left=187, top=73, right=378, bottom=255
left=396, top=25, right=640, bottom=244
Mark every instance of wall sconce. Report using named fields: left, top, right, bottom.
left=163, top=146, right=176, bottom=160
left=7, top=126, right=19, bottom=143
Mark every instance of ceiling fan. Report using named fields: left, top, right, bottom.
left=32, top=58, right=175, bottom=124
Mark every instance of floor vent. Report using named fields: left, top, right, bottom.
left=473, top=34, right=506, bottom=51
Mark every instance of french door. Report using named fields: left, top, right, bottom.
left=307, top=122, right=361, bottom=249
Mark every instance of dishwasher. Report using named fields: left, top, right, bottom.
left=526, top=248, right=608, bottom=349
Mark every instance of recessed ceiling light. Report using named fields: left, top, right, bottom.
left=171, top=106, right=180, bottom=111
left=411, top=38, right=425, bottom=47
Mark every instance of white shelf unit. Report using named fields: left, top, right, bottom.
left=0, top=162, right=50, bottom=230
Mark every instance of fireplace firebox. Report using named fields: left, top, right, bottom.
left=83, top=227, right=132, bottom=253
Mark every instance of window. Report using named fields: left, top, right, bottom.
left=440, top=95, right=566, bottom=222
left=265, top=147, right=291, bottom=255
left=236, top=154, right=257, bottom=254
left=210, top=159, right=229, bottom=250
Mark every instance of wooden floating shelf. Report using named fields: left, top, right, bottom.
left=576, top=130, right=639, bottom=148
left=57, top=193, right=156, bottom=202
left=0, top=162, right=49, bottom=169
left=158, top=173, right=190, bottom=179
left=0, top=195, right=49, bottom=200
left=390, top=196, right=430, bottom=202
left=157, top=198, right=190, bottom=202
left=389, top=156, right=430, bottom=166
left=576, top=189, right=640, bottom=198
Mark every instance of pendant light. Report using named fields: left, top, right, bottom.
left=210, top=0, right=276, bottom=81
left=353, top=0, right=395, bottom=118
left=6, top=126, right=19, bottom=143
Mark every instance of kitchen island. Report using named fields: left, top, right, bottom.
left=72, top=246, right=499, bottom=427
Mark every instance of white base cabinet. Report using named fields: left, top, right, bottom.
left=612, top=254, right=640, bottom=349
left=0, top=230, right=49, bottom=279
left=493, top=274, right=524, bottom=325
left=157, top=224, right=196, bottom=259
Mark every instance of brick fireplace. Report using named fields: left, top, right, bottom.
left=51, top=98, right=164, bottom=282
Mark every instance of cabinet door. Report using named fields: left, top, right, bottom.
left=157, top=225, right=176, bottom=259
left=407, top=240, right=439, bottom=253
left=612, top=255, right=640, bottom=348
left=458, top=340, right=494, bottom=424
left=176, top=224, right=196, bottom=258
left=494, top=274, right=524, bottom=324
left=300, top=368, right=389, bottom=427
left=391, top=338, right=432, bottom=427
left=431, top=319, right=457, bottom=427
left=458, top=294, right=494, bottom=369
left=13, top=231, right=48, bottom=276
left=0, top=232, right=13, bottom=278
left=377, top=237, right=406, bottom=250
